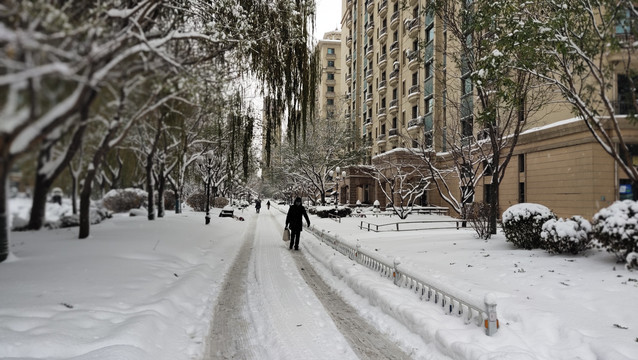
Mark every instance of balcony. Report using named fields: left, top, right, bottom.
left=407, top=18, right=420, bottom=38
left=346, top=36, right=352, bottom=47
left=408, top=50, right=420, bottom=70
left=388, top=128, right=399, bottom=142
left=378, top=0, right=388, bottom=17
left=366, top=21, right=375, bottom=36
left=388, top=70, right=399, bottom=87
left=365, top=68, right=373, bottom=81
left=377, top=133, right=387, bottom=145
left=388, top=99, right=398, bottom=114
left=389, top=41, right=399, bottom=59
left=379, top=80, right=388, bottom=95
left=364, top=117, right=373, bottom=129
left=366, top=92, right=373, bottom=106
left=346, top=73, right=352, bottom=83
left=366, top=0, right=374, bottom=13
left=390, top=11, right=400, bottom=30
left=408, top=84, right=420, bottom=103
left=378, top=107, right=387, bottom=121
left=408, top=117, right=422, bottom=129
left=365, top=44, right=374, bottom=60
left=346, top=54, right=352, bottom=66
left=378, top=53, right=387, bottom=68
left=379, top=26, right=388, bottom=44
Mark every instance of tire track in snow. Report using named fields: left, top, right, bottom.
left=270, top=216, right=411, bottom=360
left=206, top=214, right=259, bottom=360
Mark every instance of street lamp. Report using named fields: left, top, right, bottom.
left=197, top=150, right=215, bottom=225
left=329, top=166, right=347, bottom=208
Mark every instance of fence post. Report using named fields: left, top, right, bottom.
left=355, top=243, right=361, bottom=264
left=484, top=293, right=499, bottom=336
left=393, top=258, right=401, bottom=285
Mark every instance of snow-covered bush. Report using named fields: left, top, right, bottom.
left=592, top=200, right=638, bottom=261
left=102, top=188, right=147, bottom=213
left=315, top=206, right=352, bottom=218
left=540, top=216, right=592, bottom=254
left=186, top=193, right=227, bottom=211
left=58, top=206, right=111, bottom=228
left=502, top=203, right=556, bottom=250
left=627, top=252, right=638, bottom=271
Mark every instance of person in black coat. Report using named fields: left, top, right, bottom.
left=285, top=197, right=310, bottom=250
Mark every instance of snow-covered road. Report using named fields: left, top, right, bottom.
left=206, top=210, right=409, bottom=359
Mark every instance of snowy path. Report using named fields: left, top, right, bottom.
left=205, top=210, right=409, bottom=359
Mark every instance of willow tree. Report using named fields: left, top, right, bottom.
left=208, top=0, right=319, bottom=163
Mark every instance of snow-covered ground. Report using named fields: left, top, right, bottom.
left=0, top=199, right=636, bottom=359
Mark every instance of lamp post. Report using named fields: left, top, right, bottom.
left=329, top=166, right=347, bottom=208
left=197, top=150, right=215, bottom=225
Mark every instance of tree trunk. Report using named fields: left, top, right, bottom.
left=490, top=172, right=499, bottom=235
left=0, top=163, right=10, bottom=263
left=146, top=157, right=155, bottom=220
left=27, top=171, right=53, bottom=230
left=157, top=171, right=165, bottom=218
left=70, top=165, right=78, bottom=215
left=79, top=169, right=97, bottom=239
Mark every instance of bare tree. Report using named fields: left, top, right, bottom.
left=363, top=151, right=431, bottom=219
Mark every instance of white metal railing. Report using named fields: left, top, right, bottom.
left=306, top=225, right=499, bottom=336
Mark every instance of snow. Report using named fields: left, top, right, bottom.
left=1, top=199, right=637, bottom=359
left=502, top=202, right=554, bottom=223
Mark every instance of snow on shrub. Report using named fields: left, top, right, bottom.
left=540, top=216, right=592, bottom=254
left=102, top=188, right=147, bottom=213
left=592, top=200, right=638, bottom=262
left=502, top=203, right=556, bottom=249
left=627, top=252, right=638, bottom=271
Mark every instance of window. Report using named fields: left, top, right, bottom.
left=412, top=105, right=418, bottom=119
left=327, top=99, right=334, bottom=105
left=328, top=60, right=335, bottom=67
left=327, top=48, right=335, bottom=55
left=412, top=72, right=418, bottom=86
left=327, top=73, right=335, bottom=80
left=327, top=86, right=335, bottom=92
left=425, top=97, right=433, bottom=114
left=381, top=124, right=386, bottom=134
left=392, top=88, right=397, bottom=100
left=427, top=26, right=435, bottom=43
left=518, top=183, right=525, bottom=203
left=392, top=117, right=397, bottom=128
left=518, top=154, right=525, bottom=172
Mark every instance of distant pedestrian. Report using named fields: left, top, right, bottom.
left=285, top=197, right=310, bottom=250
left=266, top=200, right=270, bottom=210
left=255, top=199, right=261, bottom=213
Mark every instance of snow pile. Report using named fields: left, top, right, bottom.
left=8, top=196, right=73, bottom=229
left=502, top=202, right=554, bottom=223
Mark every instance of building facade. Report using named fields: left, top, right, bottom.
left=337, top=0, right=638, bottom=219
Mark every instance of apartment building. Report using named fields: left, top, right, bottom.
left=336, top=0, right=638, bottom=219
left=316, top=31, right=344, bottom=122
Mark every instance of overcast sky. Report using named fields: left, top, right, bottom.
left=315, top=0, right=342, bottom=39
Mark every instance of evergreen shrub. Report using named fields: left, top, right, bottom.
left=540, top=216, right=592, bottom=254
left=502, top=203, right=556, bottom=249
left=592, top=200, right=638, bottom=262
left=102, top=188, right=147, bottom=213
